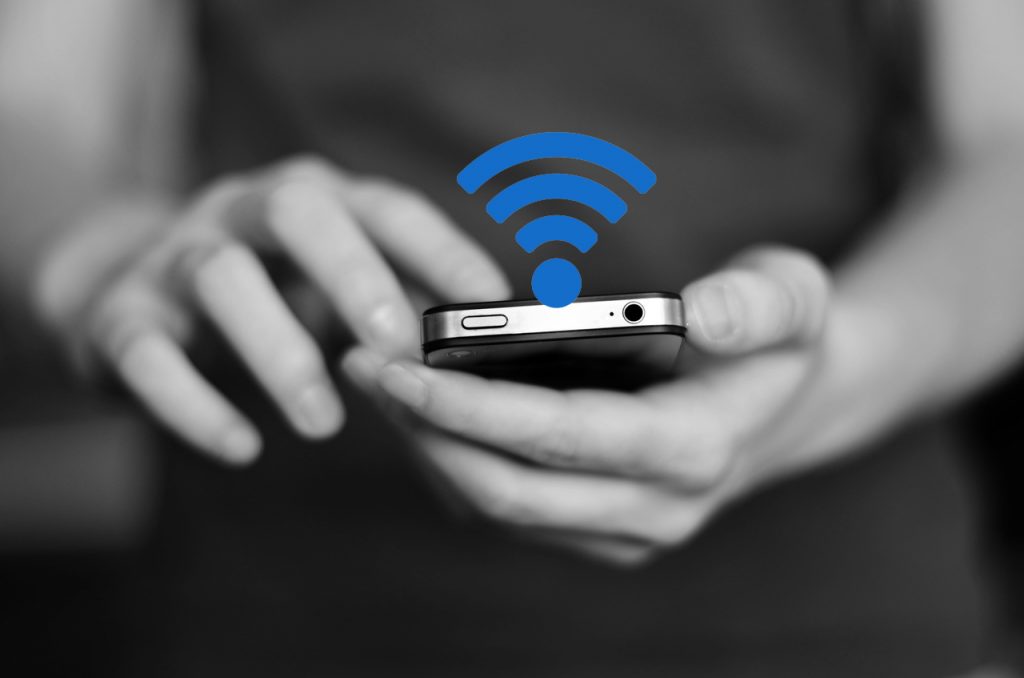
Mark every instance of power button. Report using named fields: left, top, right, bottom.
left=461, top=314, right=508, bottom=330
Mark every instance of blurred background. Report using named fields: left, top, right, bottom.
left=2, top=1, right=1024, bottom=677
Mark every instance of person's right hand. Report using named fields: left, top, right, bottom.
left=34, top=156, right=509, bottom=465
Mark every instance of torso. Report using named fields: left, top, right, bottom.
left=135, top=2, right=988, bottom=674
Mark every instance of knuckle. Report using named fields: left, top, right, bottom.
left=692, top=438, right=735, bottom=488
left=473, top=476, right=533, bottom=526
left=618, top=414, right=666, bottom=476
left=432, top=245, right=494, bottom=293
left=378, top=191, right=430, bottom=225
left=185, top=240, right=246, bottom=292
left=663, top=428, right=735, bottom=490
left=431, top=244, right=470, bottom=271
left=181, top=176, right=251, bottom=232
left=530, top=425, right=581, bottom=468
left=357, top=179, right=433, bottom=225
left=320, top=259, right=363, bottom=295
left=739, top=245, right=832, bottom=336
left=280, top=155, right=336, bottom=183
left=526, top=407, right=583, bottom=468
left=101, top=320, right=153, bottom=369
left=199, top=175, right=250, bottom=209
left=327, top=254, right=385, bottom=293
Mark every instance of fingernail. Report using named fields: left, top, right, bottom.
left=218, top=425, right=261, bottom=464
left=378, top=363, right=428, bottom=410
left=295, top=382, right=344, bottom=437
left=693, top=282, right=739, bottom=342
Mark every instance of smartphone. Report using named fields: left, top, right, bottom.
left=421, top=292, right=686, bottom=390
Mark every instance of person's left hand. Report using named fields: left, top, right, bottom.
left=342, top=245, right=831, bottom=565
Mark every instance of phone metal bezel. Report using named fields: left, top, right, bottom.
left=421, top=292, right=685, bottom=356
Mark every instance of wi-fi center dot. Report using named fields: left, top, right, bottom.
left=532, top=258, right=581, bottom=308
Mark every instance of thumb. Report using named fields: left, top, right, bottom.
left=682, top=245, right=831, bottom=355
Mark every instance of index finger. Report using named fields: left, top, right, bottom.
left=350, top=348, right=680, bottom=479
left=264, top=178, right=421, bottom=357
left=340, top=176, right=512, bottom=303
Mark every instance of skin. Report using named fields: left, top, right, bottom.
left=2, top=0, right=1024, bottom=673
left=35, top=158, right=511, bottom=463
left=342, top=245, right=830, bottom=564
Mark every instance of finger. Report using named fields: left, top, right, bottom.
left=350, top=347, right=687, bottom=479
left=338, top=345, right=414, bottom=423
left=345, top=347, right=711, bottom=540
left=186, top=241, right=344, bottom=439
left=642, top=349, right=810, bottom=487
left=515, top=528, right=659, bottom=567
left=265, top=178, right=421, bottom=357
left=104, top=326, right=261, bottom=465
left=341, top=175, right=511, bottom=302
left=340, top=346, right=479, bottom=520
left=415, top=428, right=699, bottom=545
left=683, top=245, right=830, bottom=355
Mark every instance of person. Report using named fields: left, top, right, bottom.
left=2, top=0, right=1024, bottom=675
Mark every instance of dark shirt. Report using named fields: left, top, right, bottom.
left=116, top=1, right=989, bottom=675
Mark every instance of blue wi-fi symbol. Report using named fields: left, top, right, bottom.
left=457, top=132, right=656, bottom=308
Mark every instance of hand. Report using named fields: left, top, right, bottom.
left=343, top=246, right=830, bottom=565
left=35, top=156, right=509, bottom=464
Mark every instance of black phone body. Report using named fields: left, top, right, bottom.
left=421, top=292, right=686, bottom=390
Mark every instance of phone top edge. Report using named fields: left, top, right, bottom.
left=422, top=292, right=685, bottom=346
left=424, top=291, right=681, bottom=315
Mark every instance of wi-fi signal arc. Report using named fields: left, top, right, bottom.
left=515, top=215, right=598, bottom=254
left=457, top=132, right=656, bottom=308
left=486, top=173, right=628, bottom=224
left=457, top=132, right=657, bottom=195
